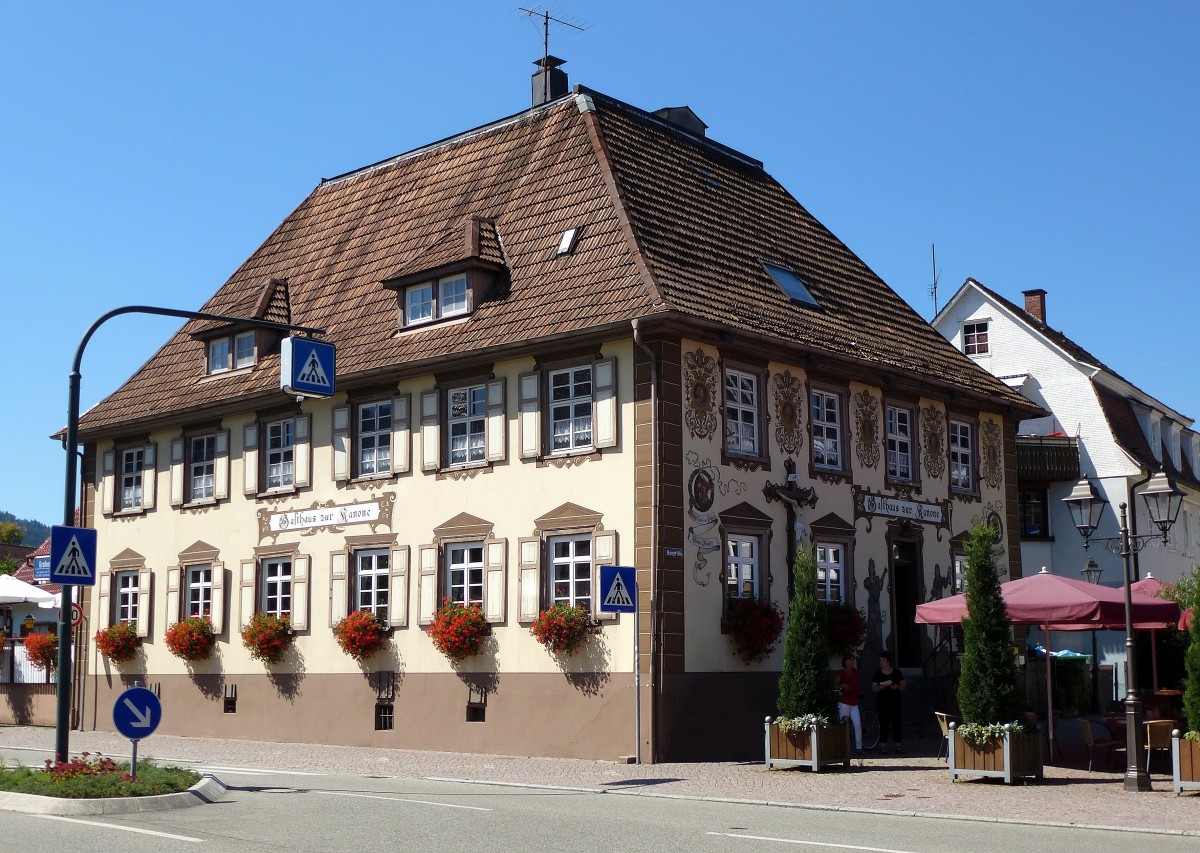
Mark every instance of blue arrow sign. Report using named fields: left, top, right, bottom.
left=599, top=565, right=637, bottom=613
left=281, top=336, right=336, bottom=398
left=50, top=525, right=97, bottom=587
left=113, top=686, right=162, bottom=740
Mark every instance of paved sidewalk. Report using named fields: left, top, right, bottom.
left=1, top=726, right=1196, bottom=834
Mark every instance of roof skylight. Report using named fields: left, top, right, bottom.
left=762, top=261, right=819, bottom=307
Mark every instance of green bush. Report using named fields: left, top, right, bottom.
left=0, top=753, right=200, bottom=798
left=1183, top=575, right=1200, bottom=737
left=776, top=549, right=836, bottom=721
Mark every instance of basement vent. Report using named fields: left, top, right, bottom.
left=375, top=703, right=395, bottom=731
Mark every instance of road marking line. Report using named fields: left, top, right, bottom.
left=706, top=832, right=919, bottom=853
left=33, top=815, right=202, bottom=842
left=198, top=765, right=326, bottom=776
left=315, top=790, right=492, bottom=811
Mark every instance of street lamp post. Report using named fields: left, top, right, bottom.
left=1063, top=472, right=1184, bottom=793
left=1080, top=557, right=1102, bottom=714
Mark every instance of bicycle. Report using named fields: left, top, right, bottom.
left=860, top=706, right=880, bottom=751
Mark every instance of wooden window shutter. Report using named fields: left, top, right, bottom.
left=392, top=394, right=411, bottom=474
left=388, top=546, right=410, bottom=628
left=169, top=438, right=186, bottom=507
left=484, top=538, right=508, bottom=624
left=210, top=561, right=226, bottom=634
left=486, top=378, right=507, bottom=463
left=593, top=357, right=618, bottom=450
left=141, top=442, right=157, bottom=509
left=243, top=425, right=259, bottom=496
left=136, top=566, right=153, bottom=638
left=516, top=536, right=543, bottom=623
left=96, top=572, right=112, bottom=630
left=417, top=545, right=438, bottom=625
left=294, top=415, right=312, bottom=489
left=239, top=559, right=258, bottom=627
left=331, top=405, right=350, bottom=484
left=291, top=554, right=310, bottom=631
left=329, top=551, right=348, bottom=627
left=593, top=530, right=618, bottom=621
left=420, top=390, right=440, bottom=472
left=99, top=449, right=115, bottom=518
left=213, top=429, right=231, bottom=501
left=518, top=371, right=541, bottom=459
left=165, top=565, right=181, bottom=630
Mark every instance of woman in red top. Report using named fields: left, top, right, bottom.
left=836, top=653, right=862, bottom=752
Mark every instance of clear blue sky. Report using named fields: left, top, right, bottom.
left=3, top=2, right=1196, bottom=528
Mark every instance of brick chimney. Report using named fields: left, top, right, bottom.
left=1022, top=289, right=1047, bottom=323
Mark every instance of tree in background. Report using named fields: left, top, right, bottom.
left=777, top=548, right=836, bottom=721
left=0, top=555, right=19, bottom=576
left=956, top=523, right=1023, bottom=726
left=0, top=521, right=26, bottom=545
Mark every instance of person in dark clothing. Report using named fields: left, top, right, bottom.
left=871, top=650, right=906, bottom=753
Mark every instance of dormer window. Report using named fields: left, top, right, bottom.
left=763, top=261, right=819, bottom=307
left=206, top=331, right=257, bottom=375
left=403, top=274, right=469, bottom=328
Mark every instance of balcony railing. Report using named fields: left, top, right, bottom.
left=1016, top=435, right=1080, bottom=482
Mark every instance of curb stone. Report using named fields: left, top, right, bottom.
left=0, top=773, right=226, bottom=816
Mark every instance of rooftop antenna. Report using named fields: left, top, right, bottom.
left=930, top=242, right=942, bottom=314
left=519, top=6, right=586, bottom=102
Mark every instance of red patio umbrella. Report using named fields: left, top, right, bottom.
left=1130, top=573, right=1172, bottom=691
left=915, top=569, right=1180, bottom=758
left=1182, top=608, right=1194, bottom=631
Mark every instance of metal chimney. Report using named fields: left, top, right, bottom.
left=531, top=56, right=568, bottom=107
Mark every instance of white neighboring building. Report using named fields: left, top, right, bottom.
left=933, top=280, right=1200, bottom=694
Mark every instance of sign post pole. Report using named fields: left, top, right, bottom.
left=599, top=565, right=638, bottom=763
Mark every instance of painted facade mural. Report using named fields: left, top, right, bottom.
left=853, top=389, right=881, bottom=469
left=920, top=406, right=946, bottom=480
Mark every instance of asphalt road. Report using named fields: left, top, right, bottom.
left=0, top=762, right=1195, bottom=853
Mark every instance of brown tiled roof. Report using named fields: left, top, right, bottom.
left=1094, top=382, right=1200, bottom=492
left=79, top=88, right=1029, bottom=436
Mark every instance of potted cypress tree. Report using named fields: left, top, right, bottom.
left=950, top=523, right=1042, bottom=783
left=765, top=549, right=850, bottom=771
left=1172, top=566, right=1200, bottom=793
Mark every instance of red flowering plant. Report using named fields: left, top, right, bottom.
left=333, top=609, right=389, bottom=661
left=426, top=599, right=491, bottom=663
left=165, top=615, right=215, bottom=662
left=94, top=622, right=139, bottom=663
left=822, top=602, right=868, bottom=657
left=24, top=631, right=58, bottom=671
left=531, top=603, right=600, bottom=656
left=721, top=596, right=784, bottom=664
left=241, top=611, right=292, bottom=664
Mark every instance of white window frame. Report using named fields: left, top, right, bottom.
left=234, top=331, right=256, bottom=368
left=207, top=337, right=231, bottom=374
left=262, top=557, right=292, bottom=619
left=446, top=542, right=485, bottom=607
left=265, top=418, right=295, bottom=491
left=815, top=542, right=845, bottom=604
left=403, top=274, right=471, bottom=327
left=439, top=275, right=468, bottom=317
left=549, top=366, right=594, bottom=454
left=189, top=434, right=216, bottom=502
left=963, top=321, right=989, bottom=356
left=811, top=389, right=843, bottom=471
left=952, top=553, right=967, bottom=594
left=116, top=570, right=139, bottom=625
left=949, top=419, right=974, bottom=492
left=447, top=384, right=487, bottom=466
left=723, top=368, right=759, bottom=457
left=186, top=563, right=213, bottom=619
left=355, top=549, right=390, bottom=618
left=886, top=405, right=914, bottom=483
left=357, top=401, right=392, bottom=476
left=120, top=448, right=145, bottom=510
left=724, top=534, right=759, bottom=601
left=548, top=534, right=592, bottom=611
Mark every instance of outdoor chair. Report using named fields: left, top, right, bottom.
left=1078, top=719, right=1118, bottom=772
left=935, top=712, right=950, bottom=761
left=1144, top=719, right=1174, bottom=773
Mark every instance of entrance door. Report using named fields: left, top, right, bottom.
left=890, top=541, right=924, bottom=669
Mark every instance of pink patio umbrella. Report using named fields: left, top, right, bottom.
left=915, top=569, right=1180, bottom=759
left=1182, top=608, right=1194, bottom=631
left=1130, top=573, right=1172, bottom=691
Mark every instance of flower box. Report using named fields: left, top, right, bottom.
left=1172, top=732, right=1200, bottom=794
left=94, top=622, right=139, bottom=663
left=165, top=616, right=215, bottom=662
left=241, top=612, right=292, bottom=664
left=334, top=610, right=389, bottom=661
left=764, top=718, right=851, bottom=771
left=948, top=723, right=1043, bottom=784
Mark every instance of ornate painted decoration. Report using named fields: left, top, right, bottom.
left=772, top=370, right=804, bottom=455
left=685, top=452, right=747, bottom=587
left=852, top=485, right=952, bottom=540
left=258, top=493, right=396, bottom=542
left=980, top=420, right=1003, bottom=488
left=920, top=406, right=946, bottom=480
left=683, top=347, right=719, bottom=440
left=853, top=390, right=880, bottom=470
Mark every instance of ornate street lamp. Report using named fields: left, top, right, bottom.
left=1063, top=473, right=1184, bottom=792
left=1080, top=557, right=1102, bottom=713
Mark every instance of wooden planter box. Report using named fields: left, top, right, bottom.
left=1172, top=732, right=1200, bottom=794
left=948, top=723, right=1043, bottom=784
left=764, top=718, right=851, bottom=771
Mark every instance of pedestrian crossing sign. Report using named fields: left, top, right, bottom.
left=50, top=525, right=97, bottom=586
left=281, top=336, right=336, bottom=398
left=599, top=565, right=636, bottom=613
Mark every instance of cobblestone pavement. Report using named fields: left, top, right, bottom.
left=1, top=726, right=1197, bottom=835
